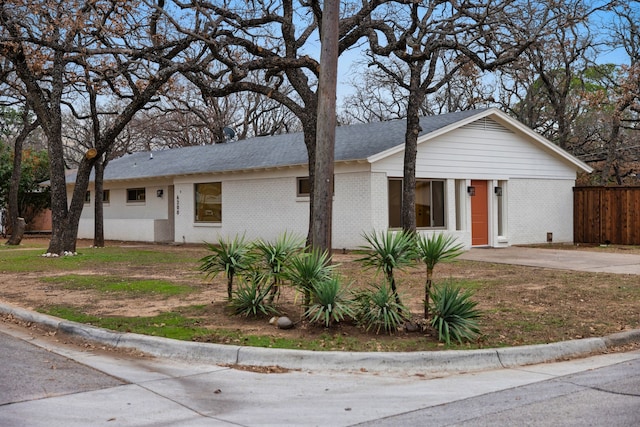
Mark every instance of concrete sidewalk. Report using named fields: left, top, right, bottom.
left=1, top=320, right=639, bottom=427
left=460, top=246, right=640, bottom=274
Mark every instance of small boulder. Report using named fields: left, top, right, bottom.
left=404, top=321, right=420, bottom=333
left=276, top=316, right=294, bottom=330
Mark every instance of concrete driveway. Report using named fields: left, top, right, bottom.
left=460, top=246, right=640, bottom=275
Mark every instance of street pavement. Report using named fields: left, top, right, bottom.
left=1, top=245, right=640, bottom=425
left=1, top=321, right=639, bottom=426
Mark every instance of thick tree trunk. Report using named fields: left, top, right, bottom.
left=311, top=0, right=339, bottom=254
left=62, top=158, right=96, bottom=252
left=401, top=69, right=425, bottom=233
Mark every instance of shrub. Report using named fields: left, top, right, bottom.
left=353, top=283, right=409, bottom=334
left=199, top=234, right=255, bottom=300
left=356, top=230, right=416, bottom=307
left=230, top=272, right=278, bottom=317
left=304, top=276, right=354, bottom=327
left=415, top=233, right=465, bottom=320
left=430, top=282, right=481, bottom=345
left=284, top=248, right=335, bottom=308
left=252, top=231, right=305, bottom=302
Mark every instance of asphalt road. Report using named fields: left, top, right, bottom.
left=1, top=322, right=639, bottom=427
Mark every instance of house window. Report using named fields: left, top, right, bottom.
left=84, top=191, right=91, bottom=204
left=103, top=189, right=110, bottom=204
left=195, top=182, right=222, bottom=222
left=296, top=176, right=334, bottom=197
left=127, top=188, right=146, bottom=203
left=388, top=178, right=445, bottom=228
left=297, top=177, right=311, bottom=196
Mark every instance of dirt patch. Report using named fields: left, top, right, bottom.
left=1, top=237, right=640, bottom=351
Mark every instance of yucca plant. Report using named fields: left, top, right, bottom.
left=430, top=282, right=481, bottom=345
left=199, top=234, right=255, bottom=301
left=353, top=283, right=409, bottom=334
left=284, top=247, right=335, bottom=308
left=415, top=233, right=465, bottom=320
left=252, top=231, right=305, bottom=302
left=356, top=229, right=416, bottom=307
left=230, top=271, right=278, bottom=317
left=305, top=276, right=354, bottom=327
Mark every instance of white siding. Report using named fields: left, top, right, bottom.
left=372, top=118, right=576, bottom=180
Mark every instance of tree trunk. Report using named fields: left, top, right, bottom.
left=6, top=131, right=24, bottom=246
left=401, top=67, right=425, bottom=233
left=312, top=0, right=339, bottom=255
left=62, top=157, right=96, bottom=252
left=93, top=156, right=105, bottom=248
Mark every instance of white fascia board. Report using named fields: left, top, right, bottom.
left=366, top=108, right=594, bottom=174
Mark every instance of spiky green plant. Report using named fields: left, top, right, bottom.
left=199, top=234, right=255, bottom=300
left=353, top=283, right=409, bottom=334
left=252, top=232, right=305, bottom=302
left=230, top=271, right=278, bottom=317
left=356, top=230, right=416, bottom=307
left=284, top=248, right=335, bottom=308
left=304, top=276, right=353, bottom=327
left=415, top=233, right=465, bottom=320
left=430, top=282, right=481, bottom=345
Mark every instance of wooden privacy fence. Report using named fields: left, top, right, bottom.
left=574, top=186, right=640, bottom=245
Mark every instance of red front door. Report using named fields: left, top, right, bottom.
left=471, top=180, right=489, bottom=246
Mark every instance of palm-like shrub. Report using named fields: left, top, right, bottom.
left=430, top=282, right=481, bottom=345
left=305, top=276, right=353, bottom=327
left=353, top=283, right=409, bottom=334
left=416, top=233, right=465, bottom=320
left=356, top=230, right=416, bottom=307
left=252, top=231, right=305, bottom=302
left=230, top=271, right=278, bottom=317
left=284, top=248, right=334, bottom=308
left=199, top=234, right=255, bottom=301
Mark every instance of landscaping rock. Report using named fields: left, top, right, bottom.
left=404, top=321, right=421, bottom=333
left=276, top=316, right=294, bottom=330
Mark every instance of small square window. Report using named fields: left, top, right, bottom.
left=127, top=188, right=146, bottom=202
left=84, top=191, right=91, bottom=204
left=297, top=177, right=311, bottom=196
left=102, top=190, right=110, bottom=203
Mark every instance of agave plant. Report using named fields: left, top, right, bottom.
left=304, top=276, right=354, bottom=327
left=353, top=283, right=409, bottom=334
left=415, top=233, right=465, bottom=320
left=430, top=282, right=481, bottom=345
left=199, top=234, right=255, bottom=301
left=230, top=271, right=278, bottom=317
left=356, top=229, right=416, bottom=307
left=284, top=247, right=335, bottom=308
left=252, top=231, right=305, bottom=302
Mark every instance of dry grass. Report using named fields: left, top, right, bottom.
left=1, top=237, right=639, bottom=351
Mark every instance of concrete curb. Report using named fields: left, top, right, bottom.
left=1, top=301, right=637, bottom=373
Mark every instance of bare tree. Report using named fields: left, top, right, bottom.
left=365, top=0, right=559, bottom=232
left=596, top=1, right=640, bottom=184
left=181, top=0, right=387, bottom=250
left=496, top=0, right=605, bottom=151
left=0, top=0, right=208, bottom=254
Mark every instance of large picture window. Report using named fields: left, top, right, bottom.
left=388, top=178, right=445, bottom=228
left=195, top=182, right=222, bottom=222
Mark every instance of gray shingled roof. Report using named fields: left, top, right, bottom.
left=80, top=109, right=486, bottom=182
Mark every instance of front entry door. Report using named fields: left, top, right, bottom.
left=471, top=180, right=489, bottom=246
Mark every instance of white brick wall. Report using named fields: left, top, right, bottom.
left=507, top=178, right=574, bottom=245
